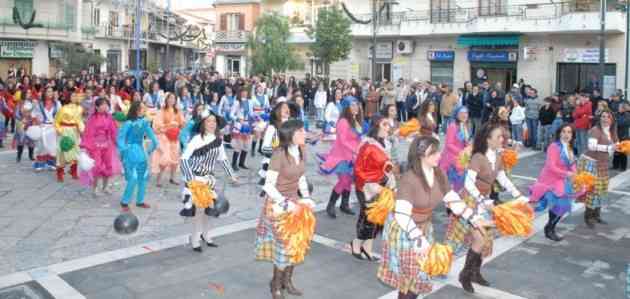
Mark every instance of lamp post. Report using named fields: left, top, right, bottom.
left=625, top=0, right=629, bottom=100
left=599, top=0, right=605, bottom=96
left=371, top=0, right=377, bottom=83
left=134, top=0, right=143, bottom=91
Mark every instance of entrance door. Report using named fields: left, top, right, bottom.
left=227, top=56, right=241, bottom=76
left=471, top=63, right=516, bottom=90
left=376, top=63, right=391, bottom=83
left=486, top=68, right=516, bottom=90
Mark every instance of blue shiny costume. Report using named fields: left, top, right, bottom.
left=117, top=118, right=159, bottom=205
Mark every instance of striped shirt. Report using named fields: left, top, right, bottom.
left=180, top=133, right=234, bottom=183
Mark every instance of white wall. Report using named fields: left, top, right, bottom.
left=32, top=41, right=50, bottom=77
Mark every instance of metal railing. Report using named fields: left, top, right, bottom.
left=351, top=1, right=621, bottom=26
left=214, top=30, right=250, bottom=43
left=0, top=17, right=74, bottom=31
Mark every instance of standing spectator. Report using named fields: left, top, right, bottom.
left=365, top=84, right=380, bottom=119
left=613, top=102, right=630, bottom=170
left=539, top=98, right=557, bottom=152
left=466, top=85, right=483, bottom=134
left=524, top=88, right=542, bottom=149
left=314, top=82, right=328, bottom=123
left=562, top=94, right=576, bottom=123
left=395, top=78, right=408, bottom=122
left=440, top=86, right=458, bottom=133
left=380, top=80, right=396, bottom=110
left=509, top=97, right=526, bottom=145
left=572, top=93, right=592, bottom=155
left=405, top=86, right=418, bottom=120
left=590, top=89, right=605, bottom=114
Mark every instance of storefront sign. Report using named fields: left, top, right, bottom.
left=560, top=48, right=609, bottom=63
left=427, top=50, right=454, bottom=61
left=368, top=42, right=393, bottom=60
left=0, top=45, right=33, bottom=58
left=49, top=46, right=64, bottom=58
left=468, top=51, right=517, bottom=62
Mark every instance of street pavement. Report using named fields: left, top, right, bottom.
left=0, top=136, right=628, bottom=299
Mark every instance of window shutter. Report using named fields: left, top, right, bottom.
left=220, top=14, right=227, bottom=31
left=238, top=13, right=245, bottom=30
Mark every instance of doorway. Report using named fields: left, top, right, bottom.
left=376, top=63, right=391, bottom=83
left=470, top=63, right=516, bottom=89
left=227, top=56, right=241, bottom=76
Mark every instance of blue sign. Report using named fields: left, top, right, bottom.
left=428, top=51, right=454, bottom=61
left=468, top=51, right=518, bottom=62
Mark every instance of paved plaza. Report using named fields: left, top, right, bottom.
left=0, top=138, right=628, bottom=299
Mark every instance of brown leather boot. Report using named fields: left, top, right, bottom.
left=270, top=266, right=285, bottom=299
left=56, top=167, right=64, bottom=182
left=470, top=250, right=490, bottom=286
left=458, top=249, right=476, bottom=293
left=282, top=266, right=303, bottom=296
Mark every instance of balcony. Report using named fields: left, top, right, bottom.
left=215, top=31, right=250, bottom=43
left=350, top=2, right=627, bottom=37
left=0, top=17, right=74, bottom=40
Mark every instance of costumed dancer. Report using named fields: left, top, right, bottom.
left=180, top=110, right=237, bottom=252
left=179, top=103, right=207, bottom=148
left=251, top=84, right=270, bottom=157
left=54, top=93, right=84, bottom=182
left=79, top=98, right=121, bottom=197
left=117, top=101, right=159, bottom=212
left=323, top=89, right=342, bottom=139
left=218, top=86, right=237, bottom=147
left=259, top=102, right=291, bottom=186
left=577, top=109, right=619, bottom=228
left=255, top=119, right=314, bottom=299
left=378, top=136, right=488, bottom=299
left=14, top=100, right=37, bottom=163
left=438, top=106, right=473, bottom=192
left=399, top=100, right=438, bottom=139
left=151, top=92, right=185, bottom=187
left=444, top=123, right=528, bottom=293
left=487, top=106, right=518, bottom=204
left=351, top=115, right=395, bottom=261
left=320, top=96, right=367, bottom=218
left=32, top=88, right=59, bottom=171
left=383, top=104, right=400, bottom=164
left=143, top=82, right=164, bottom=121
left=529, top=124, right=578, bottom=241
left=229, top=89, right=254, bottom=171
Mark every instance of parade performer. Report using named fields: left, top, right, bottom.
left=251, top=84, right=270, bottom=157
left=259, top=102, right=291, bottom=186
left=151, top=92, right=185, bottom=187
left=32, top=88, right=59, bottom=170
left=578, top=109, right=619, bottom=228
left=14, top=100, right=37, bottom=162
left=142, top=82, right=164, bottom=121
left=117, top=101, right=159, bottom=211
left=399, top=100, right=438, bottom=139
left=323, top=89, right=343, bottom=139
left=438, top=106, right=473, bottom=192
left=444, top=123, right=527, bottom=293
left=321, top=97, right=367, bottom=218
left=255, top=119, right=314, bottom=299
left=529, top=124, right=578, bottom=241
left=229, top=89, right=254, bottom=171
left=218, top=86, right=237, bottom=146
left=179, top=103, right=207, bottom=148
left=79, top=98, right=121, bottom=196
left=54, top=93, right=84, bottom=182
left=180, top=110, right=237, bottom=252
left=487, top=107, right=518, bottom=204
left=383, top=104, right=400, bottom=163
left=378, top=136, right=488, bottom=299
left=351, top=115, right=394, bottom=261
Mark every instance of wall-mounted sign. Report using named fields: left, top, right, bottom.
left=1, top=44, right=33, bottom=58
left=427, top=50, right=454, bottom=61
left=560, top=48, right=609, bottom=63
left=468, top=50, right=517, bottom=62
left=368, top=42, right=393, bottom=60
left=49, top=46, right=64, bottom=59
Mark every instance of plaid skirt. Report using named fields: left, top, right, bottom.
left=444, top=194, right=494, bottom=258
left=576, top=156, right=608, bottom=209
left=377, top=214, right=434, bottom=295
left=254, top=198, right=295, bottom=268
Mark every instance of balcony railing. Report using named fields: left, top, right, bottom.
left=215, top=31, right=249, bottom=43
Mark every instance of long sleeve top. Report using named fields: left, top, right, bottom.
left=80, top=112, right=117, bottom=153
left=180, top=133, right=234, bottom=183
left=54, top=103, right=84, bottom=133
left=117, top=118, right=158, bottom=164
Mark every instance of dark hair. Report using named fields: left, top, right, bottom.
left=341, top=100, right=363, bottom=129
left=407, top=136, right=446, bottom=192
left=367, top=115, right=386, bottom=146
left=278, top=119, right=305, bottom=161
left=270, top=102, right=289, bottom=128
left=382, top=104, right=396, bottom=118
left=596, top=109, right=619, bottom=142
left=472, top=122, right=503, bottom=155
left=94, top=97, right=109, bottom=110
left=191, top=103, right=205, bottom=121
left=127, top=100, right=143, bottom=121
left=554, top=123, right=575, bottom=146
left=198, top=113, right=222, bottom=137
left=417, top=99, right=434, bottom=119
left=163, top=92, right=179, bottom=114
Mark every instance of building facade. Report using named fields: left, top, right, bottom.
left=333, top=0, right=628, bottom=98
left=0, top=0, right=204, bottom=80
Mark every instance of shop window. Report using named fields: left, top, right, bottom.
left=556, top=63, right=616, bottom=94
left=431, top=62, right=454, bottom=87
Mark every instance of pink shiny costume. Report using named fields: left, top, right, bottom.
left=79, top=111, right=121, bottom=187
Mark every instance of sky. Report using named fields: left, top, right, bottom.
left=158, top=0, right=214, bottom=10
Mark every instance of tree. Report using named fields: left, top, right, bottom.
left=59, top=44, right=105, bottom=75
left=247, top=13, right=300, bottom=76
left=307, top=7, right=352, bottom=79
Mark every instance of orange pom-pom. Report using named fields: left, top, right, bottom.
left=277, top=204, right=317, bottom=264
left=188, top=180, right=215, bottom=209
left=419, top=243, right=453, bottom=277
left=573, top=171, right=596, bottom=192
left=492, top=201, right=534, bottom=237
left=501, top=149, right=519, bottom=170
left=366, top=187, right=395, bottom=225
left=616, top=140, right=630, bottom=155
left=399, top=119, right=420, bottom=137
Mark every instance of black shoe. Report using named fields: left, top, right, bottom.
left=544, top=211, right=563, bottom=241
left=459, top=250, right=476, bottom=293
left=470, top=250, right=490, bottom=287
left=584, top=208, right=595, bottom=229
left=238, top=151, right=249, bottom=170
left=339, top=191, right=355, bottom=215
left=594, top=208, right=607, bottom=225
left=193, top=246, right=202, bottom=252
left=360, top=246, right=380, bottom=262
left=250, top=141, right=257, bottom=157
left=200, top=235, right=219, bottom=247
left=350, top=241, right=364, bottom=260
left=231, top=152, right=240, bottom=171
left=326, top=191, right=340, bottom=218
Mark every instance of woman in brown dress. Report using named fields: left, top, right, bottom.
left=445, top=122, right=528, bottom=293
left=417, top=100, right=438, bottom=138
left=255, top=119, right=314, bottom=299
left=378, top=136, right=491, bottom=299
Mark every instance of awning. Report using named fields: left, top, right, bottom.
left=457, top=35, right=520, bottom=47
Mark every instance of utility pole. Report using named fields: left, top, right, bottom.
left=625, top=0, right=629, bottom=100
left=165, top=0, right=171, bottom=71
left=134, top=0, right=142, bottom=91
left=371, top=0, right=377, bottom=83
left=599, top=0, right=606, bottom=96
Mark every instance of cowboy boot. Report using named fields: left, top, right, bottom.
left=545, top=211, right=563, bottom=241
left=70, top=162, right=79, bottom=180
left=459, top=249, right=476, bottom=293
left=470, top=250, right=490, bottom=286
left=339, top=190, right=355, bottom=215
left=56, top=166, right=64, bottom=182
left=270, top=266, right=285, bottom=299
left=282, top=266, right=303, bottom=296
left=326, top=191, right=340, bottom=218
left=238, top=151, right=249, bottom=170
left=584, top=208, right=595, bottom=229
left=231, top=152, right=240, bottom=171
left=594, top=207, right=607, bottom=225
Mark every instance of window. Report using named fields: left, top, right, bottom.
left=479, top=0, right=507, bottom=16
left=220, top=13, right=244, bottom=31
left=93, top=8, right=100, bottom=26
left=430, top=62, right=454, bottom=87
left=556, top=63, right=616, bottom=94
left=109, top=11, right=119, bottom=27
left=64, top=2, right=75, bottom=30
left=14, top=0, right=33, bottom=18
left=227, top=56, right=241, bottom=76
left=431, top=0, right=454, bottom=23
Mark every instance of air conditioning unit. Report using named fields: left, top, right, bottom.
left=396, top=40, right=414, bottom=55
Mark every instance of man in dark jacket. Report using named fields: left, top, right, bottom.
left=613, top=101, right=629, bottom=170
left=466, top=85, right=484, bottom=134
